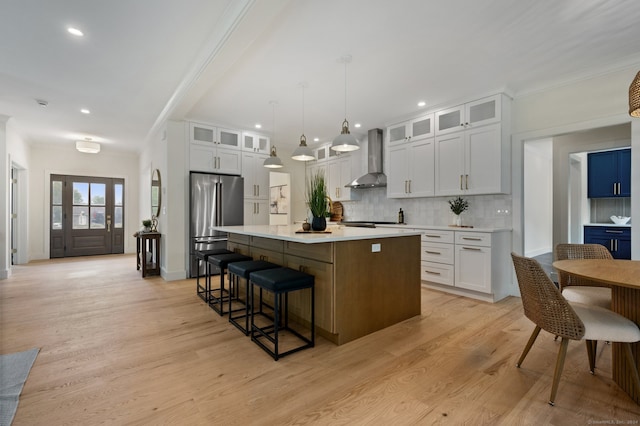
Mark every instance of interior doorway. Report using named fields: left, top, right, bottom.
left=50, top=175, right=125, bottom=258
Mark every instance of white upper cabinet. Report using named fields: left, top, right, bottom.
left=189, top=122, right=242, bottom=174
left=435, top=123, right=506, bottom=196
left=190, top=122, right=241, bottom=150
left=242, top=152, right=269, bottom=200
left=242, top=132, right=270, bottom=154
left=327, top=155, right=352, bottom=201
left=387, top=113, right=434, bottom=145
left=387, top=138, right=435, bottom=198
left=435, top=94, right=501, bottom=136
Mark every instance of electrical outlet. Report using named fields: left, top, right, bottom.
left=372, top=243, right=381, bottom=252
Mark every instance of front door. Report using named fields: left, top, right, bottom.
left=50, top=175, right=125, bottom=258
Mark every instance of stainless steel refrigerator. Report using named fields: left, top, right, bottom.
left=189, top=172, right=244, bottom=277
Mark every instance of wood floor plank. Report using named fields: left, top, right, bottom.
left=2, top=254, right=640, bottom=425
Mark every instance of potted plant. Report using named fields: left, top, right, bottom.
left=142, top=219, right=152, bottom=232
left=448, top=196, right=469, bottom=226
left=306, top=170, right=329, bottom=231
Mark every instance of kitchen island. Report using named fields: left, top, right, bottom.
left=214, top=224, right=422, bottom=345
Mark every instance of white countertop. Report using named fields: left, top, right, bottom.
left=584, top=223, right=631, bottom=228
left=214, top=224, right=423, bottom=244
left=376, top=224, right=512, bottom=233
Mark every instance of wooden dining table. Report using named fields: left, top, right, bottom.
left=553, top=258, right=640, bottom=404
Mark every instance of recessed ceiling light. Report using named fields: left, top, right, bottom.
left=35, top=99, right=48, bottom=107
left=67, top=27, right=84, bottom=37
left=418, top=101, right=426, bottom=107
left=255, top=124, right=262, bottom=129
left=313, top=138, right=319, bottom=142
left=80, top=108, right=90, bottom=114
left=354, top=123, right=361, bottom=128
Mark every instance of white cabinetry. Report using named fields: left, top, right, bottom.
left=242, top=151, right=269, bottom=226
left=327, top=155, right=352, bottom=201
left=435, top=95, right=501, bottom=136
left=434, top=123, right=506, bottom=195
left=387, top=138, right=435, bottom=198
left=417, top=227, right=512, bottom=302
left=387, top=113, right=434, bottom=145
left=244, top=199, right=269, bottom=225
left=242, top=132, right=270, bottom=154
left=189, top=122, right=242, bottom=175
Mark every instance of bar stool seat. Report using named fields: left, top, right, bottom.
left=195, top=249, right=232, bottom=303
left=250, top=267, right=315, bottom=360
left=206, top=253, right=252, bottom=315
left=227, top=260, right=280, bottom=335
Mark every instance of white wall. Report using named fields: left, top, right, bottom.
left=523, top=138, right=552, bottom=257
left=511, top=65, right=640, bottom=265
left=28, top=143, right=139, bottom=260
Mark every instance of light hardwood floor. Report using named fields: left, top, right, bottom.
left=2, top=254, right=639, bottom=425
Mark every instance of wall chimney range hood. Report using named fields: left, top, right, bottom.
left=346, top=128, right=387, bottom=188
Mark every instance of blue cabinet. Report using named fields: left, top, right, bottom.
left=584, top=226, right=631, bottom=259
left=587, top=148, right=631, bottom=198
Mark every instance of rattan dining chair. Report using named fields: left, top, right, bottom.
left=554, top=243, right=612, bottom=309
left=511, top=253, right=640, bottom=406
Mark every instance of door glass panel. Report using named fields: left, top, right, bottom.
left=194, top=126, right=214, bottom=143
left=413, top=117, right=431, bottom=136
left=73, top=182, right=88, bottom=205
left=438, top=110, right=461, bottom=131
left=90, top=206, right=106, bottom=229
left=244, top=135, right=253, bottom=149
left=258, top=137, right=268, bottom=151
left=114, top=184, right=123, bottom=206
left=114, top=206, right=123, bottom=228
left=389, top=125, right=406, bottom=142
left=91, top=183, right=106, bottom=205
left=52, top=180, right=63, bottom=229
left=219, top=130, right=238, bottom=147
left=469, top=100, right=495, bottom=123
left=73, top=206, right=89, bottom=229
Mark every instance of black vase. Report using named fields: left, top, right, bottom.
left=311, top=216, right=326, bottom=231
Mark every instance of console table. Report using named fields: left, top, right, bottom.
left=136, top=232, right=161, bottom=277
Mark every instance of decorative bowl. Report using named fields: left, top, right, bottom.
left=610, top=215, right=630, bottom=225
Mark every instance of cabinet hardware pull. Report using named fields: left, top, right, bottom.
left=408, top=180, right=412, bottom=193
left=462, top=247, right=482, bottom=251
left=425, top=250, right=441, bottom=255
left=613, top=183, right=616, bottom=195
left=610, top=239, right=614, bottom=251
left=462, top=237, right=482, bottom=241
left=465, top=174, right=469, bottom=190
left=425, top=270, right=441, bottom=275
left=605, top=230, right=624, bottom=234
left=425, top=234, right=441, bottom=238
left=618, top=182, right=621, bottom=194
left=460, top=175, right=463, bottom=190
left=615, top=239, right=618, bottom=252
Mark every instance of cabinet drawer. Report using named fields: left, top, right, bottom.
left=250, top=236, right=284, bottom=252
left=421, top=229, right=454, bottom=244
left=455, top=232, right=491, bottom=247
left=285, top=241, right=333, bottom=263
left=584, top=226, right=630, bottom=239
left=421, top=261, right=454, bottom=286
left=421, top=242, right=454, bottom=264
left=228, top=233, right=250, bottom=245
left=227, top=242, right=250, bottom=256
left=249, top=247, right=284, bottom=265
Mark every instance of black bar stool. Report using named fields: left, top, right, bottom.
left=206, top=252, right=252, bottom=315
left=194, top=249, right=231, bottom=303
left=249, top=267, right=315, bottom=360
left=227, top=260, right=280, bottom=335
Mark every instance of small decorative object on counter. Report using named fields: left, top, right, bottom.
left=449, top=197, right=469, bottom=227
left=302, top=219, right=311, bottom=231
left=141, top=219, right=152, bottom=232
left=398, top=208, right=404, bottom=224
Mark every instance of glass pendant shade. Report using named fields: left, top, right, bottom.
left=291, top=134, right=315, bottom=161
left=331, top=119, right=359, bottom=152
left=263, top=145, right=283, bottom=168
left=629, top=70, right=640, bottom=117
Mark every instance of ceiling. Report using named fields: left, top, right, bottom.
left=2, top=0, right=640, bottom=155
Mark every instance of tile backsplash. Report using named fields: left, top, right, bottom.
left=341, top=187, right=513, bottom=229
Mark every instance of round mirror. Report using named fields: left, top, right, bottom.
left=151, top=169, right=161, bottom=218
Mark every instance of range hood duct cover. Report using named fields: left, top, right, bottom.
left=346, top=128, right=387, bottom=188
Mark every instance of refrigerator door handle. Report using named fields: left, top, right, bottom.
left=216, top=181, right=223, bottom=226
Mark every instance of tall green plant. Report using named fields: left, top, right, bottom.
left=306, top=170, right=328, bottom=217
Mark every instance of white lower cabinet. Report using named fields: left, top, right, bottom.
left=244, top=200, right=269, bottom=225
left=419, top=228, right=511, bottom=302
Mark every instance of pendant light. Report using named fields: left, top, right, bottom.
left=331, top=55, right=359, bottom=152
left=629, top=70, right=640, bottom=117
left=291, top=82, right=315, bottom=161
left=264, top=101, right=283, bottom=168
